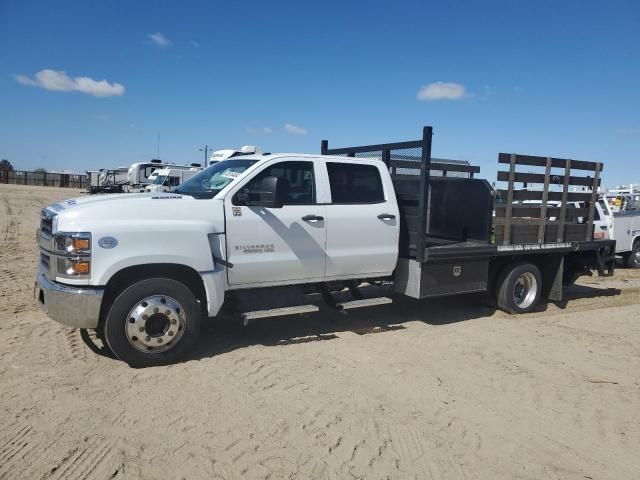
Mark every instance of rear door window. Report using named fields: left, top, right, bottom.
left=326, top=163, right=384, bottom=204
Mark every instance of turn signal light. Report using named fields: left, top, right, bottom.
left=57, top=258, right=91, bottom=277
left=72, top=238, right=90, bottom=251
left=72, top=261, right=90, bottom=275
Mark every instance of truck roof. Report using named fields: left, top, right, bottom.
left=222, top=153, right=386, bottom=165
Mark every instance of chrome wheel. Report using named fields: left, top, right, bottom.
left=513, top=272, right=537, bottom=309
left=635, top=249, right=640, bottom=266
left=125, top=295, right=186, bottom=353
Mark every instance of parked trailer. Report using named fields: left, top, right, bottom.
left=87, top=167, right=129, bottom=194
left=35, top=126, right=615, bottom=367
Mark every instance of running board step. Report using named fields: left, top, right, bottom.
left=336, top=297, right=392, bottom=310
left=241, top=305, right=319, bottom=325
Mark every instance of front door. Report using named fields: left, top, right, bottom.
left=225, top=160, right=327, bottom=286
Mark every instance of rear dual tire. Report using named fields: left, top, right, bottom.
left=103, top=278, right=202, bottom=368
left=496, top=262, right=542, bottom=314
left=624, top=241, right=640, bottom=269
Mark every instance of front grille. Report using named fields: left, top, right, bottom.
left=40, top=253, right=50, bottom=271
left=40, top=209, right=53, bottom=237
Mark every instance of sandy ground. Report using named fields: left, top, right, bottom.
left=1, top=183, right=639, bottom=480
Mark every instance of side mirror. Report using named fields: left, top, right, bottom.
left=255, top=176, right=286, bottom=208
left=235, top=176, right=287, bottom=208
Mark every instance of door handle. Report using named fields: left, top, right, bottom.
left=302, top=214, right=324, bottom=222
left=377, top=213, right=396, bottom=220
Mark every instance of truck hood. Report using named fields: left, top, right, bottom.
left=47, top=192, right=225, bottom=233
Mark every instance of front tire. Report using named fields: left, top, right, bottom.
left=496, top=262, right=542, bottom=314
left=624, top=240, right=640, bottom=268
left=103, top=278, right=202, bottom=367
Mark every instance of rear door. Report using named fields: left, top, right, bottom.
left=225, top=159, right=327, bottom=286
left=323, top=160, right=399, bottom=278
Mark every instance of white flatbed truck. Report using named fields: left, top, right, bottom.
left=35, top=127, right=616, bottom=367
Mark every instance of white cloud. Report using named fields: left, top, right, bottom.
left=14, top=69, right=125, bottom=97
left=148, top=32, right=170, bottom=47
left=417, top=81, right=466, bottom=101
left=284, top=123, right=307, bottom=136
left=246, top=127, right=273, bottom=134
left=190, top=40, right=200, bottom=48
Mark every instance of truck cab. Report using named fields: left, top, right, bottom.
left=35, top=154, right=400, bottom=366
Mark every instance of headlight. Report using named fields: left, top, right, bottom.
left=54, top=232, right=91, bottom=254
left=57, top=257, right=91, bottom=277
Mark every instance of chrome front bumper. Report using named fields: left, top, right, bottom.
left=35, top=268, right=104, bottom=329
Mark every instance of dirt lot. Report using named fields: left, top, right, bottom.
left=1, top=183, right=639, bottom=480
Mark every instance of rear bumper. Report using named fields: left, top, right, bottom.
left=35, top=268, right=103, bottom=329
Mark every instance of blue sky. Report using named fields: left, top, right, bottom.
left=0, top=0, right=638, bottom=187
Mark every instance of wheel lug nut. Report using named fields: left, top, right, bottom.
left=157, top=338, right=163, bottom=344
left=154, top=308, right=159, bottom=313
left=165, top=310, right=171, bottom=315
left=168, top=331, right=174, bottom=336
left=142, top=314, right=148, bottom=320
left=145, top=336, right=151, bottom=342
left=171, top=319, right=177, bottom=325
left=139, top=327, right=145, bottom=332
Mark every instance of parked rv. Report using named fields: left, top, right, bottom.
left=87, top=167, right=129, bottom=194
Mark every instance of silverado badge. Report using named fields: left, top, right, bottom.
left=98, top=236, right=118, bottom=249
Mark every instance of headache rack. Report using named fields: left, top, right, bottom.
left=494, top=153, right=602, bottom=245
left=321, top=126, right=491, bottom=263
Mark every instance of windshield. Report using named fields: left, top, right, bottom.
left=175, top=159, right=257, bottom=198
left=153, top=175, right=167, bottom=185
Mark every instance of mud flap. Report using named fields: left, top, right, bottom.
left=543, top=256, right=564, bottom=302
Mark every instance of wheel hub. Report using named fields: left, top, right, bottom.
left=513, top=272, right=537, bottom=309
left=125, top=295, right=186, bottom=353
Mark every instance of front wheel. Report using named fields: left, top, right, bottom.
left=624, top=241, right=640, bottom=268
left=103, top=278, right=202, bottom=367
left=496, top=262, right=542, bottom=314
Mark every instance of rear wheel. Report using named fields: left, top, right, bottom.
left=103, top=278, right=202, bottom=367
left=496, top=262, right=542, bottom=314
left=624, top=240, right=640, bottom=268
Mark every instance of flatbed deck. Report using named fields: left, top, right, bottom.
left=322, top=126, right=616, bottom=302
left=420, top=238, right=616, bottom=262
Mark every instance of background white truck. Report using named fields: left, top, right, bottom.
left=208, top=145, right=260, bottom=165
left=145, top=166, right=202, bottom=192
left=593, top=195, right=640, bottom=267
left=35, top=127, right=616, bottom=367
left=126, top=161, right=201, bottom=192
